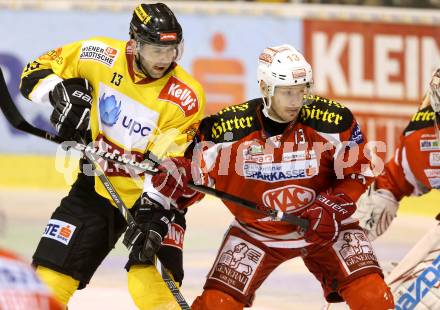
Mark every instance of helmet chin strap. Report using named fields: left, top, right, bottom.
left=434, top=115, right=440, bottom=144
left=260, top=83, right=312, bottom=124
left=134, top=42, right=176, bottom=79
left=135, top=55, right=152, bottom=78
left=433, top=103, right=440, bottom=144
left=133, top=40, right=155, bottom=79
left=428, top=87, right=440, bottom=143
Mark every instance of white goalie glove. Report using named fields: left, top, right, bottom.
left=353, top=185, right=399, bottom=241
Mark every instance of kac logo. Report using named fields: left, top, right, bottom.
left=262, top=184, right=315, bottom=212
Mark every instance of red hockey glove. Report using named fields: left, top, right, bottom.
left=300, top=193, right=356, bottom=245
left=151, top=157, right=196, bottom=201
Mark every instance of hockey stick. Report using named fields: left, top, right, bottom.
left=385, top=214, right=440, bottom=309
left=0, top=68, right=308, bottom=230
left=0, top=71, right=189, bottom=308
left=82, top=149, right=190, bottom=309
left=187, top=181, right=309, bottom=228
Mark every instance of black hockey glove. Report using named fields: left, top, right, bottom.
left=49, top=78, right=92, bottom=141
left=124, top=193, right=175, bottom=263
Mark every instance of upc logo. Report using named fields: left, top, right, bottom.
left=121, top=116, right=152, bottom=136
left=99, top=93, right=151, bottom=136
left=99, top=93, right=121, bottom=126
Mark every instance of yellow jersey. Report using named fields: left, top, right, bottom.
left=20, top=36, right=206, bottom=208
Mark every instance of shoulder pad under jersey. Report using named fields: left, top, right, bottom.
left=403, top=106, right=436, bottom=135
left=299, top=95, right=353, bottom=133
left=198, top=98, right=261, bottom=143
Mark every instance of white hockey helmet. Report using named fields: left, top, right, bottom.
left=257, top=44, right=312, bottom=97
left=257, top=45, right=312, bottom=121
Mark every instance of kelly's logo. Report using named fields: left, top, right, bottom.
left=159, top=76, right=199, bottom=117
left=163, top=223, right=185, bottom=250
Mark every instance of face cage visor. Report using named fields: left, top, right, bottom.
left=434, top=112, right=440, bottom=145
left=136, top=40, right=184, bottom=65
left=429, top=74, right=440, bottom=144
left=261, top=82, right=312, bottom=123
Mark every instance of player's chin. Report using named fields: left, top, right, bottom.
left=283, top=110, right=300, bottom=122
left=150, top=65, right=171, bottom=78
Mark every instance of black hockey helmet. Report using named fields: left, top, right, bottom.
left=130, top=3, right=182, bottom=46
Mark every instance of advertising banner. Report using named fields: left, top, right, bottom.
left=1, top=7, right=439, bottom=160
left=0, top=10, right=301, bottom=154
left=303, top=19, right=440, bottom=158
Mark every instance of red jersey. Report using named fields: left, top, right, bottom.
left=194, top=96, right=373, bottom=237
left=376, top=106, right=440, bottom=200
left=0, top=249, right=63, bottom=310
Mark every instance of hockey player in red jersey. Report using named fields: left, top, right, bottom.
left=0, top=210, right=62, bottom=310
left=0, top=248, right=64, bottom=310
left=353, top=69, right=440, bottom=309
left=152, top=44, right=395, bottom=309
left=354, top=68, right=440, bottom=240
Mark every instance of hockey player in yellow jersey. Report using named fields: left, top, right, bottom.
left=19, top=3, right=205, bottom=309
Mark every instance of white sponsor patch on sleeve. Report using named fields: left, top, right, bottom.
left=80, top=41, right=119, bottom=68
left=42, top=219, right=76, bottom=245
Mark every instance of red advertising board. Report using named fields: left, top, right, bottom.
left=304, top=19, right=440, bottom=159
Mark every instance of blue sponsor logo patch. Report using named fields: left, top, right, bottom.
left=99, top=92, right=152, bottom=136
left=349, top=123, right=364, bottom=145
left=395, top=254, right=440, bottom=310
left=99, top=93, right=121, bottom=126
